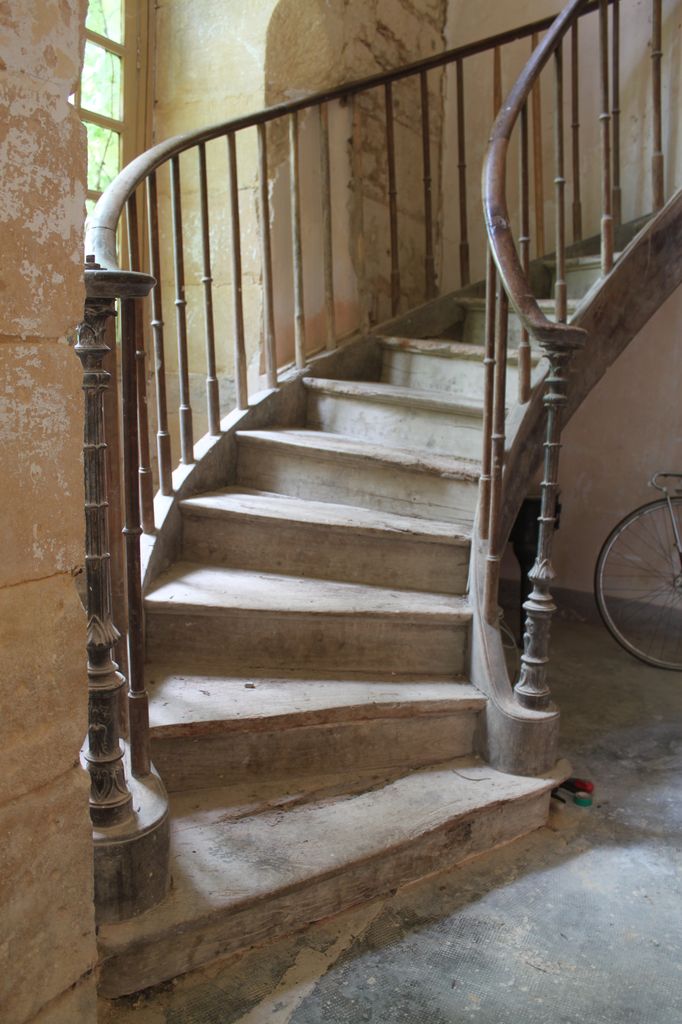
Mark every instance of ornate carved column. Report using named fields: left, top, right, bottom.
left=514, top=347, right=572, bottom=710
left=76, top=290, right=133, bottom=827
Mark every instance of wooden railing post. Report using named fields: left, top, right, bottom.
left=257, top=123, right=278, bottom=387
left=384, top=82, right=401, bottom=316
left=420, top=70, right=436, bottom=300
left=611, top=0, right=622, bottom=225
left=227, top=132, right=249, bottom=409
left=319, top=104, right=337, bottom=349
left=570, top=21, right=582, bottom=242
left=651, top=0, right=664, bottom=211
left=289, top=111, right=306, bottom=367
left=145, top=171, right=173, bottom=496
left=599, top=0, right=614, bottom=274
left=198, top=142, right=221, bottom=435
left=78, top=260, right=170, bottom=923
left=456, top=59, right=470, bottom=287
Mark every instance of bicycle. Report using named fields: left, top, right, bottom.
left=594, top=473, right=682, bottom=670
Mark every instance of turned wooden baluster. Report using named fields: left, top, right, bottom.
left=420, top=70, right=436, bottom=300
left=170, top=155, right=195, bottom=462
left=554, top=43, right=567, bottom=324
left=479, top=249, right=497, bottom=541
left=518, top=101, right=531, bottom=404
left=125, top=192, right=154, bottom=533
left=257, top=123, right=277, bottom=389
left=351, top=95, right=370, bottom=332
left=493, top=46, right=502, bottom=114
left=611, top=0, right=622, bottom=226
left=145, top=171, right=173, bottom=495
left=599, top=0, right=614, bottom=274
left=227, top=132, right=249, bottom=408
left=289, top=111, right=306, bottom=368
left=384, top=81, right=401, bottom=316
left=570, top=21, right=582, bottom=242
left=531, top=32, right=546, bottom=257
left=484, top=284, right=509, bottom=625
left=456, top=59, right=470, bottom=287
left=514, top=346, right=573, bottom=710
left=77, top=275, right=134, bottom=825
left=651, top=0, right=664, bottom=212
left=198, top=142, right=221, bottom=435
left=319, top=103, right=337, bottom=349
left=120, top=297, right=152, bottom=776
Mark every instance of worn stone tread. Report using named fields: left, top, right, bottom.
left=180, top=488, right=471, bottom=547
left=235, top=428, right=481, bottom=480
left=145, top=562, right=471, bottom=622
left=147, top=669, right=485, bottom=735
left=97, top=756, right=568, bottom=997
left=379, top=336, right=541, bottom=363
left=303, top=376, right=484, bottom=418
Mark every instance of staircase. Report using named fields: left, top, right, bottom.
left=77, top=0, right=682, bottom=1001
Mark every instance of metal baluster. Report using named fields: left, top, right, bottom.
left=257, top=123, right=277, bottom=389
left=456, top=59, right=470, bottom=287
left=198, top=142, right=221, bottom=435
left=570, top=21, right=583, bottom=242
left=384, top=81, right=400, bottom=316
left=611, top=0, right=622, bottom=225
left=479, top=249, right=497, bottom=542
left=484, top=284, right=509, bottom=625
left=145, top=171, right=173, bottom=495
left=420, top=70, right=436, bottom=300
left=170, top=155, right=194, bottom=463
left=120, top=297, right=151, bottom=777
left=651, top=0, right=664, bottom=211
left=518, top=101, right=531, bottom=404
left=125, top=191, right=154, bottom=533
left=319, top=103, right=336, bottom=349
left=531, top=32, right=546, bottom=257
left=227, top=132, right=248, bottom=408
left=599, top=0, right=614, bottom=274
left=554, top=43, right=567, bottom=324
left=289, top=111, right=306, bottom=368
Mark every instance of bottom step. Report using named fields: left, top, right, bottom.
left=97, top=756, right=567, bottom=997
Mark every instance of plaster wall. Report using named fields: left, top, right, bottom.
left=0, top=3, right=98, bottom=1021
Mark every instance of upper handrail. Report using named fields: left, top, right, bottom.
left=86, top=1, right=608, bottom=271
left=482, top=0, right=592, bottom=349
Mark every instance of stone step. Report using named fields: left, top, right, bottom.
left=147, top=666, right=486, bottom=791
left=456, top=296, right=579, bottom=348
left=542, top=251, right=621, bottom=300
left=145, top=563, right=472, bottom=675
left=180, top=488, right=470, bottom=595
left=304, top=377, right=484, bottom=460
left=97, top=755, right=567, bottom=997
left=235, top=428, right=480, bottom=525
left=379, top=336, right=542, bottom=402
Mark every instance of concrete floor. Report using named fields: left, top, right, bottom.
left=100, top=619, right=682, bottom=1023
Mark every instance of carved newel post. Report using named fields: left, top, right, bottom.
left=76, top=293, right=133, bottom=825
left=77, top=260, right=170, bottom=923
left=514, top=345, right=576, bottom=710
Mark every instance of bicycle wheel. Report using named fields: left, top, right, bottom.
left=595, top=497, right=682, bottom=670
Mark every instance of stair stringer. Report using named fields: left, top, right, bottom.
left=470, top=188, right=682, bottom=776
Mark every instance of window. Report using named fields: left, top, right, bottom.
left=73, top=0, right=153, bottom=217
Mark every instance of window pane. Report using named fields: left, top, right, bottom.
left=81, top=40, right=122, bottom=121
left=85, top=122, right=121, bottom=192
left=86, top=0, right=123, bottom=44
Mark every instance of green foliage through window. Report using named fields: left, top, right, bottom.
left=86, top=0, right=123, bottom=43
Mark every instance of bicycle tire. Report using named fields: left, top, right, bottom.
left=594, top=497, right=682, bottom=670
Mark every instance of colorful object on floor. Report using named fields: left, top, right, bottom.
left=552, top=776, right=595, bottom=806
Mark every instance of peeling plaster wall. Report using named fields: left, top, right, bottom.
left=0, top=3, right=98, bottom=1022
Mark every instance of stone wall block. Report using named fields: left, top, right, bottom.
left=0, top=70, right=86, bottom=337
left=0, top=768, right=96, bottom=1024
left=0, top=341, right=84, bottom=589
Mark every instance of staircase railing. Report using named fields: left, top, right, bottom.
left=76, top=0, right=673, bottom=918
left=480, top=0, right=671, bottom=712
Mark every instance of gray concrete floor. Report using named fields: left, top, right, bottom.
left=100, top=620, right=682, bottom=1023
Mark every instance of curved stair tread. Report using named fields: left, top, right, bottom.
left=145, top=562, right=472, bottom=621
left=379, top=336, right=542, bottom=365
left=97, top=755, right=569, bottom=997
left=147, top=669, right=485, bottom=735
left=303, top=376, right=484, bottom=418
left=236, top=428, right=481, bottom=480
left=456, top=295, right=579, bottom=316
left=180, top=488, right=471, bottom=546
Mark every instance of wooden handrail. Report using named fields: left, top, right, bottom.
left=482, top=0, right=592, bottom=351
left=85, top=2, right=609, bottom=270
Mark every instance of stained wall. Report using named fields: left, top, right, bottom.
left=0, top=2, right=98, bottom=1021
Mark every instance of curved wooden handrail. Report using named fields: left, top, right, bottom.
left=87, top=1, right=608, bottom=270
left=483, top=0, right=592, bottom=350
